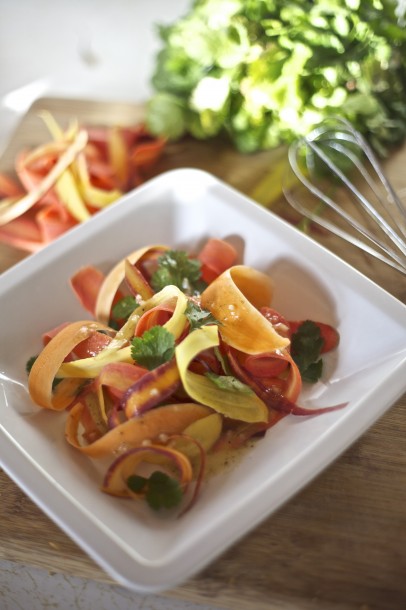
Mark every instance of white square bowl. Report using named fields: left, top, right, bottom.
left=1, top=168, right=405, bottom=592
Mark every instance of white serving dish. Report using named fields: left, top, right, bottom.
left=0, top=168, right=405, bottom=592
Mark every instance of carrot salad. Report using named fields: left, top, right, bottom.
left=0, top=112, right=165, bottom=252
left=27, top=238, right=343, bottom=514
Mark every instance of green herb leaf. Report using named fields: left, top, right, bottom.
left=151, top=250, right=205, bottom=295
left=127, top=471, right=183, bottom=510
left=214, top=345, right=233, bottom=375
left=130, top=326, right=175, bottom=370
left=205, top=371, right=254, bottom=394
left=111, top=296, right=137, bottom=322
left=290, top=320, right=324, bottom=383
left=184, top=300, right=221, bottom=331
left=300, top=359, right=323, bottom=384
left=127, top=474, right=148, bottom=493
left=26, top=355, right=37, bottom=375
left=145, top=471, right=183, bottom=510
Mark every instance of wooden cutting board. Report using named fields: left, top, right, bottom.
left=1, top=98, right=405, bottom=610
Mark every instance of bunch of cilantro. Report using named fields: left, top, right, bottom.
left=146, top=0, right=406, bottom=156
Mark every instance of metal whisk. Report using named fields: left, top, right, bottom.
left=284, top=117, right=406, bottom=275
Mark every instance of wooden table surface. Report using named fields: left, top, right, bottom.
left=1, top=98, right=405, bottom=610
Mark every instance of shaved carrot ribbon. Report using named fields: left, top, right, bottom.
left=70, top=266, right=106, bottom=316
left=200, top=265, right=290, bottom=353
left=28, top=320, right=112, bottom=410
left=176, top=325, right=269, bottom=423
left=197, top=237, right=238, bottom=283
left=95, top=244, right=168, bottom=324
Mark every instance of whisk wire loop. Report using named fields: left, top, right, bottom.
left=284, top=117, right=406, bottom=275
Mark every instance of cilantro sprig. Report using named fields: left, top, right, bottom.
left=127, top=471, right=183, bottom=510
left=111, top=296, right=137, bottom=324
left=151, top=250, right=206, bottom=295
left=130, top=326, right=175, bottom=370
left=290, top=320, right=324, bottom=383
left=184, top=300, right=220, bottom=331
left=205, top=371, right=254, bottom=394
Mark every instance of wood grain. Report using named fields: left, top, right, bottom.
left=1, top=98, right=405, bottom=610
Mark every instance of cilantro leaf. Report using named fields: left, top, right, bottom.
left=127, top=474, right=148, bottom=493
left=130, top=326, right=175, bottom=370
left=127, top=471, right=183, bottom=510
left=214, top=346, right=233, bottom=375
left=205, top=371, right=253, bottom=394
left=146, top=471, right=184, bottom=510
left=111, top=296, right=137, bottom=323
left=290, top=320, right=324, bottom=383
left=300, top=359, right=323, bottom=384
left=184, top=300, right=221, bottom=331
left=151, top=250, right=205, bottom=295
left=26, top=355, right=37, bottom=375
left=146, top=471, right=183, bottom=510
